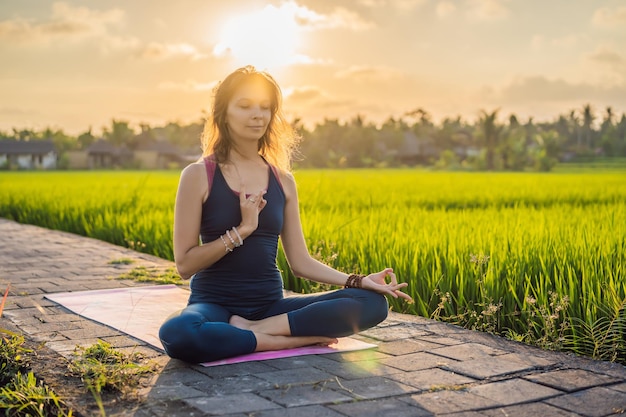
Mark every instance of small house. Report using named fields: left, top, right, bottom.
left=0, top=140, right=57, bottom=169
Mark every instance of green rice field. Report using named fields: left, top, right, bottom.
left=1, top=168, right=625, bottom=362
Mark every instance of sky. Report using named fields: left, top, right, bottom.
left=1, top=0, right=625, bottom=135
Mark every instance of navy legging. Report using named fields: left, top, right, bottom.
left=158, top=288, right=388, bottom=363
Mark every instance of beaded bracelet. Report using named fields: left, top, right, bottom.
left=344, top=274, right=365, bottom=289
left=225, top=229, right=240, bottom=248
left=220, top=235, right=233, bottom=253
left=231, top=226, right=244, bottom=246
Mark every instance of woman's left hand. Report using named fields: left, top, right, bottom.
left=362, top=268, right=413, bottom=303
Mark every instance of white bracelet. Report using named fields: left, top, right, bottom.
left=232, top=226, right=244, bottom=246
left=220, top=235, right=233, bottom=252
left=225, top=229, right=239, bottom=247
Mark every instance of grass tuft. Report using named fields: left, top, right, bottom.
left=116, top=266, right=183, bottom=285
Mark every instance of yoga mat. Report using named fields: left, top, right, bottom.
left=45, top=285, right=377, bottom=366
left=45, top=284, right=188, bottom=350
left=200, top=336, right=376, bottom=367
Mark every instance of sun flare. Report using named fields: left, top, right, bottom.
left=214, top=4, right=305, bottom=71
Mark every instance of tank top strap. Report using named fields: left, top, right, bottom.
left=203, top=155, right=217, bottom=190
left=260, top=156, right=284, bottom=193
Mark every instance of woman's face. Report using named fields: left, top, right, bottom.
left=225, top=79, right=272, bottom=144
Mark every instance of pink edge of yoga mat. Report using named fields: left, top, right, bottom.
left=43, top=285, right=378, bottom=367
left=200, top=337, right=378, bottom=367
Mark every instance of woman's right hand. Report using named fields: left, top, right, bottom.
left=238, top=184, right=266, bottom=238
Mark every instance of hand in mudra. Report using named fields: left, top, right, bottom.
left=363, top=268, right=413, bottom=302
left=239, top=185, right=267, bottom=232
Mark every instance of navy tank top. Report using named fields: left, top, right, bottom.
left=188, top=156, right=286, bottom=308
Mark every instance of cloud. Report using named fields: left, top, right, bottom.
left=285, top=86, right=326, bottom=103
left=358, top=0, right=428, bottom=10
left=334, top=65, right=405, bottom=82
left=140, top=42, right=207, bottom=61
left=0, top=1, right=124, bottom=44
left=494, top=76, right=626, bottom=103
left=436, top=1, right=457, bottom=18
left=592, top=6, right=626, bottom=28
left=296, top=5, right=375, bottom=30
left=0, top=107, right=38, bottom=116
left=157, top=80, right=218, bottom=93
left=531, top=33, right=589, bottom=51
left=466, top=0, right=510, bottom=21
left=285, top=86, right=354, bottom=109
left=588, top=46, right=626, bottom=81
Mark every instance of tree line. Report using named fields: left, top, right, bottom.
left=2, top=103, right=625, bottom=171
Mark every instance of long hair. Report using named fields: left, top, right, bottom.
left=201, top=66, right=299, bottom=172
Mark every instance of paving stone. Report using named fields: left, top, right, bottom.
left=610, top=382, right=626, bottom=393
left=16, top=295, right=59, bottom=308
left=416, top=335, right=466, bottom=346
left=376, top=339, right=444, bottom=356
left=185, top=393, right=280, bottom=415
left=46, top=338, right=102, bottom=354
left=18, top=321, right=84, bottom=334
left=502, top=351, right=560, bottom=368
left=262, top=355, right=332, bottom=370
left=256, top=368, right=335, bottom=386
left=524, top=369, right=622, bottom=392
left=149, top=368, right=214, bottom=387
left=334, top=376, right=418, bottom=399
left=546, top=386, right=626, bottom=417
left=99, top=334, right=148, bottom=348
left=191, top=374, right=274, bottom=396
left=359, top=324, right=430, bottom=341
left=381, top=351, right=454, bottom=372
left=194, top=361, right=278, bottom=377
left=252, top=405, right=345, bottom=417
left=60, top=326, right=120, bottom=339
left=35, top=312, right=89, bottom=323
left=29, top=332, right=69, bottom=343
left=442, top=353, right=537, bottom=379
left=323, top=347, right=389, bottom=363
left=117, top=345, right=163, bottom=359
left=117, top=401, right=206, bottom=417
left=259, top=381, right=353, bottom=407
left=312, top=357, right=404, bottom=379
left=386, top=367, right=477, bottom=391
left=480, top=402, right=583, bottom=416
left=329, top=397, right=432, bottom=417
left=142, top=385, right=206, bottom=401
left=2, top=309, right=46, bottom=326
left=430, top=342, right=511, bottom=361
left=468, top=378, right=562, bottom=406
left=402, top=389, right=502, bottom=414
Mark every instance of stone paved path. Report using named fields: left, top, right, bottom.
left=1, top=218, right=625, bottom=416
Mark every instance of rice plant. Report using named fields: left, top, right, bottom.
left=1, top=168, right=625, bottom=362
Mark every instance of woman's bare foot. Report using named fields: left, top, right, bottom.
left=229, top=315, right=253, bottom=330
left=254, top=333, right=338, bottom=352
left=229, top=315, right=338, bottom=351
left=229, top=314, right=291, bottom=336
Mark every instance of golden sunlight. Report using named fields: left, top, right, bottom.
left=213, top=3, right=306, bottom=71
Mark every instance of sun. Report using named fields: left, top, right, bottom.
left=214, top=4, right=305, bottom=71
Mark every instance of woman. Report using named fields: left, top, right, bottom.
left=159, top=65, right=412, bottom=363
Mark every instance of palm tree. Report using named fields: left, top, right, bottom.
left=478, top=109, right=501, bottom=170
left=582, top=104, right=595, bottom=149
left=569, top=110, right=582, bottom=148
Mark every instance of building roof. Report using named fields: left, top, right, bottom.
left=87, top=139, right=132, bottom=156
left=87, top=139, right=117, bottom=154
left=0, top=140, right=56, bottom=155
left=136, top=140, right=181, bottom=156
